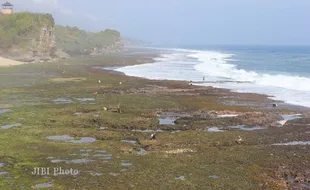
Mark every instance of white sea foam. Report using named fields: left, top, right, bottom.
left=116, top=48, right=310, bottom=108
left=192, top=51, right=310, bottom=92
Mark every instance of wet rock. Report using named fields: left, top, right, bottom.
left=54, top=49, right=70, bottom=60
left=237, top=112, right=282, bottom=127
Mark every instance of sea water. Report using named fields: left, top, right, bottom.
left=115, top=46, right=310, bottom=108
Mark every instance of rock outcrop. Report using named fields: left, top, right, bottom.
left=0, top=12, right=123, bottom=62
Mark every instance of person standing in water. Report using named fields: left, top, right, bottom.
left=203, top=76, right=205, bottom=81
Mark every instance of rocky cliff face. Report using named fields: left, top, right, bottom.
left=0, top=13, right=64, bottom=62
left=0, top=13, right=123, bottom=62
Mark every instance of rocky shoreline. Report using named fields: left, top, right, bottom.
left=0, top=49, right=309, bottom=189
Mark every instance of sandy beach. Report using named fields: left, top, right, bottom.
left=0, top=56, right=24, bottom=67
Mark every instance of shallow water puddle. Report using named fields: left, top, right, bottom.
left=121, top=160, right=133, bottom=167
left=0, top=123, right=22, bottom=129
left=120, top=140, right=137, bottom=144
left=217, top=114, right=239, bottom=118
left=95, top=150, right=106, bottom=153
left=51, top=159, right=67, bottom=163
left=175, top=176, right=185, bottom=180
left=46, top=136, right=96, bottom=143
left=109, top=173, right=120, bottom=177
left=285, top=175, right=295, bottom=183
left=131, top=129, right=163, bottom=133
left=52, top=98, right=72, bottom=104
left=273, top=141, right=310, bottom=145
left=91, top=172, right=103, bottom=176
left=94, top=153, right=112, bottom=157
left=50, top=149, right=112, bottom=164
left=34, top=182, right=53, bottom=189
left=69, top=137, right=96, bottom=144
left=47, top=135, right=74, bottom=141
left=51, top=158, right=95, bottom=164
left=159, top=116, right=176, bottom=125
left=278, top=114, right=304, bottom=126
left=69, top=159, right=95, bottom=164
left=80, top=149, right=93, bottom=152
left=207, top=127, right=225, bottom=132
left=136, top=148, right=146, bottom=155
left=228, top=125, right=265, bottom=131
left=0, top=171, right=8, bottom=176
left=171, top=130, right=182, bottom=134
left=0, top=109, right=11, bottom=114
left=73, top=112, right=84, bottom=115
left=74, top=98, right=95, bottom=102
left=209, top=175, right=219, bottom=179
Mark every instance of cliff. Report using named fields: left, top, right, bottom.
left=55, top=25, right=123, bottom=55
left=0, top=12, right=123, bottom=62
left=0, top=12, right=57, bottom=62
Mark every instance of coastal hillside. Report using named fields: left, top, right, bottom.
left=0, top=12, right=123, bottom=62
left=0, top=12, right=56, bottom=62
left=55, top=25, right=123, bottom=55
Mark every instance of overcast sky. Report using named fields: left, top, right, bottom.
left=9, top=0, right=310, bottom=46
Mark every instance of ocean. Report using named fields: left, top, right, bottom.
left=116, top=46, right=310, bottom=108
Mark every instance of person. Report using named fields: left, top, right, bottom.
left=272, top=103, right=278, bottom=108
left=203, top=76, right=205, bottom=81
left=150, top=133, right=156, bottom=140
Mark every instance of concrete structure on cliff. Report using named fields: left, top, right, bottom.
left=1, top=2, right=13, bottom=15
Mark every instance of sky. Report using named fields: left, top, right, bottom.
left=8, top=0, right=310, bottom=46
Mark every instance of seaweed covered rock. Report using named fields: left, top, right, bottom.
left=237, top=112, right=282, bottom=127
